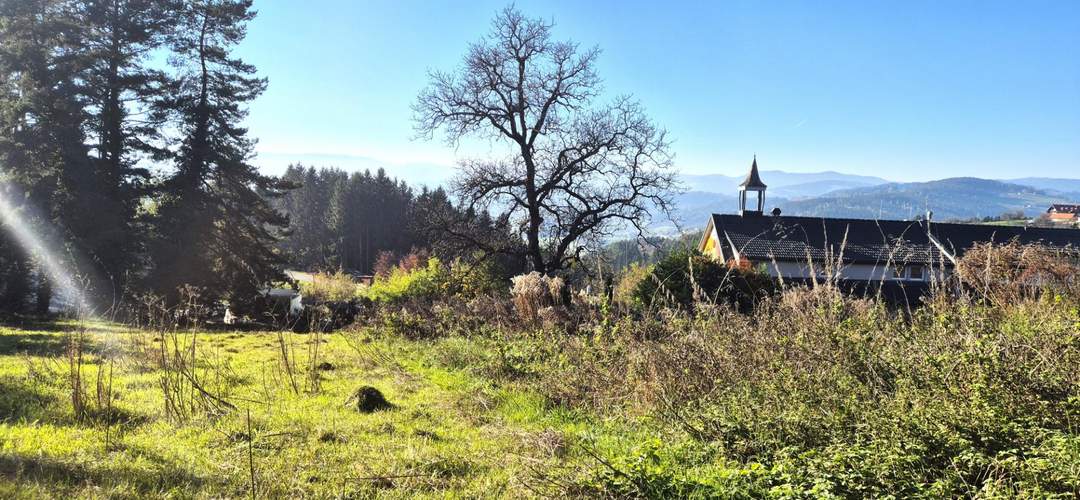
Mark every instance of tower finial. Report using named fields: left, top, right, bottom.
left=739, top=157, right=766, bottom=190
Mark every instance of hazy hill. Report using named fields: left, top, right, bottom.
left=667, top=177, right=1079, bottom=230
left=1005, top=178, right=1080, bottom=197
left=776, top=178, right=1071, bottom=220
left=680, top=171, right=888, bottom=199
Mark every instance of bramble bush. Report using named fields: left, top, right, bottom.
left=348, top=242, right=1080, bottom=497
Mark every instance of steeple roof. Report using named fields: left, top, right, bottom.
left=740, top=156, right=767, bottom=189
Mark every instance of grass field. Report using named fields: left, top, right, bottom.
left=0, top=321, right=635, bottom=498
left=4, top=285, right=1078, bottom=498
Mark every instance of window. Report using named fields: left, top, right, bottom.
left=907, top=265, right=925, bottom=281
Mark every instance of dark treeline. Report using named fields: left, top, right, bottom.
left=276, top=164, right=512, bottom=275
left=0, top=0, right=288, bottom=315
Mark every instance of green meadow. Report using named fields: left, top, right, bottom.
left=0, top=322, right=636, bottom=498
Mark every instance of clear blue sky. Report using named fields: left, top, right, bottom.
left=238, top=0, right=1080, bottom=185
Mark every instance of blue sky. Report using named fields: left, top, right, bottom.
left=238, top=1, right=1079, bottom=185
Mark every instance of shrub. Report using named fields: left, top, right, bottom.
left=955, top=241, right=1080, bottom=306
left=363, top=257, right=446, bottom=304
left=444, top=258, right=508, bottom=298
left=396, top=247, right=432, bottom=274
left=298, top=270, right=361, bottom=303
left=372, top=251, right=397, bottom=279
left=612, top=262, right=652, bottom=309
left=373, top=248, right=433, bottom=280
left=633, top=249, right=776, bottom=310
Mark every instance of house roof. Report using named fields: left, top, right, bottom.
left=928, top=221, right=1080, bottom=256
left=1048, top=203, right=1080, bottom=214
left=708, top=214, right=1080, bottom=265
left=739, top=157, right=767, bottom=190
left=710, top=214, right=942, bottom=265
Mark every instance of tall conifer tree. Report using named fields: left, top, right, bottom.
left=150, top=0, right=290, bottom=308
left=0, top=0, right=95, bottom=312
left=75, top=0, right=176, bottom=292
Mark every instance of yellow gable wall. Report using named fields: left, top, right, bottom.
left=701, top=230, right=722, bottom=260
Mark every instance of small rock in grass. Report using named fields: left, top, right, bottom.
left=347, top=386, right=393, bottom=413
left=316, top=361, right=335, bottom=371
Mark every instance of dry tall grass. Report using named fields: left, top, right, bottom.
left=364, top=242, right=1080, bottom=496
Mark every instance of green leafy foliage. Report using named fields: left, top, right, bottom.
left=362, top=255, right=509, bottom=306
left=633, top=249, right=776, bottom=310
left=443, top=258, right=508, bottom=298
left=612, top=262, right=652, bottom=309
left=363, top=257, right=447, bottom=304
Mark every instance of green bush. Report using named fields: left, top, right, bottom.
left=633, top=249, right=776, bottom=310
left=363, top=256, right=508, bottom=305
left=612, top=262, right=652, bottom=309
left=444, top=258, right=508, bottom=298
left=363, top=257, right=447, bottom=303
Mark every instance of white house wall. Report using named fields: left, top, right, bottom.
left=761, top=260, right=949, bottom=282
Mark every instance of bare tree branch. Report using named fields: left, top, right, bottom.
left=414, top=6, right=679, bottom=273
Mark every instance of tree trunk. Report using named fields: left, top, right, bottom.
left=521, top=147, right=546, bottom=273
left=34, top=274, right=52, bottom=316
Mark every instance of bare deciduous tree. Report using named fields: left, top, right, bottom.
left=414, top=6, right=677, bottom=273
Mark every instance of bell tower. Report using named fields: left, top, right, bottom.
left=739, top=156, right=767, bottom=216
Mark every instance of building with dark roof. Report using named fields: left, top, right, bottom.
left=699, top=159, right=1080, bottom=284
left=1047, top=203, right=1080, bottom=223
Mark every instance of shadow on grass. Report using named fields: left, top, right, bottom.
left=0, top=332, right=72, bottom=357
left=0, top=318, right=124, bottom=334
left=0, top=379, right=60, bottom=422
left=0, top=378, right=149, bottom=428
left=0, top=446, right=209, bottom=494
left=84, top=405, right=150, bottom=427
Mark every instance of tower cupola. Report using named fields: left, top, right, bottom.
left=739, top=156, right=767, bottom=216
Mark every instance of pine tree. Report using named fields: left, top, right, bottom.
left=149, top=0, right=291, bottom=309
left=74, top=0, right=176, bottom=292
left=0, top=0, right=97, bottom=312
left=275, top=164, right=340, bottom=269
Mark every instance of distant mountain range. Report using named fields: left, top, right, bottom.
left=680, top=170, right=889, bottom=199
left=661, top=171, right=1080, bottom=233
left=1004, top=177, right=1080, bottom=196
left=781, top=177, right=1075, bottom=220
